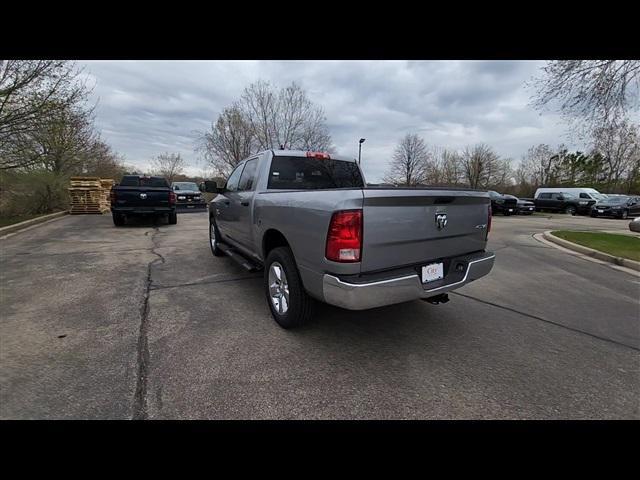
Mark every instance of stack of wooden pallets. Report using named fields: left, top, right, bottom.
left=68, top=177, right=114, bottom=214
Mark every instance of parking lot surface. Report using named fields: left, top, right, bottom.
left=1, top=211, right=638, bottom=419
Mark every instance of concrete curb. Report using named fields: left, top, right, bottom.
left=0, top=211, right=68, bottom=237
left=543, top=230, right=640, bottom=272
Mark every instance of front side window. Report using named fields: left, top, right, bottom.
left=238, top=159, right=258, bottom=191
left=226, top=164, right=244, bottom=192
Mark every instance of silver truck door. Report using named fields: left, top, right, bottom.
left=217, top=163, right=244, bottom=241
left=231, top=158, right=259, bottom=249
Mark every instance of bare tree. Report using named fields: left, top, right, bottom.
left=591, top=120, right=640, bottom=191
left=0, top=60, right=90, bottom=169
left=461, top=144, right=502, bottom=189
left=239, top=80, right=334, bottom=151
left=150, top=152, right=186, bottom=183
left=531, top=60, right=640, bottom=134
left=196, top=105, right=253, bottom=177
left=518, top=144, right=558, bottom=187
left=383, top=134, right=431, bottom=186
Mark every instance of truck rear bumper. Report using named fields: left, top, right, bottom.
left=111, top=207, right=175, bottom=214
left=322, top=251, right=495, bottom=310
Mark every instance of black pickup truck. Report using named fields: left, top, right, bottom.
left=110, top=175, right=177, bottom=226
left=534, top=192, right=595, bottom=215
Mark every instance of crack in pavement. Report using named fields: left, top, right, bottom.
left=132, top=227, right=166, bottom=420
left=149, top=274, right=261, bottom=291
left=451, top=291, right=640, bottom=352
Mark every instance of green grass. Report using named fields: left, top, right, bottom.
left=552, top=231, right=640, bottom=262
left=0, top=213, right=43, bottom=228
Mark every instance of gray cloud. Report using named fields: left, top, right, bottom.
left=81, top=60, right=581, bottom=181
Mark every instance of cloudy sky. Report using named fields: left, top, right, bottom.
left=81, top=60, right=579, bottom=182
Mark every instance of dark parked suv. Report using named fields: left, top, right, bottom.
left=488, top=191, right=517, bottom=215
left=534, top=192, right=595, bottom=215
left=171, top=181, right=207, bottom=210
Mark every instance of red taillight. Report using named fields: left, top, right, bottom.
left=487, top=204, right=492, bottom=237
left=169, top=191, right=176, bottom=205
left=306, top=151, right=331, bottom=160
left=326, top=210, right=362, bottom=263
left=110, top=189, right=116, bottom=205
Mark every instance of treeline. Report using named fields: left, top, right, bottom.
left=382, top=124, right=640, bottom=197
left=0, top=60, right=129, bottom=215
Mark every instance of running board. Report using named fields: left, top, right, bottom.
left=218, top=243, right=262, bottom=272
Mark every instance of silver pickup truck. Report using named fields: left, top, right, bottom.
left=204, top=150, right=494, bottom=329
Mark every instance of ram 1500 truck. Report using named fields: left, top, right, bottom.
left=204, top=150, right=495, bottom=329
left=110, top=175, right=177, bottom=226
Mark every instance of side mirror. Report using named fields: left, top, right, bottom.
left=198, top=183, right=205, bottom=192
left=204, top=181, right=218, bottom=193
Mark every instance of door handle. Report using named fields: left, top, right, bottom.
left=241, top=201, right=250, bottom=206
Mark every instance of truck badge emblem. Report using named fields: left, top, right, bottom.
left=435, top=213, right=447, bottom=230
left=140, top=193, right=147, bottom=199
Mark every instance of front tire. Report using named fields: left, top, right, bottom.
left=209, top=218, right=223, bottom=256
left=113, top=213, right=125, bottom=226
left=264, top=247, right=313, bottom=329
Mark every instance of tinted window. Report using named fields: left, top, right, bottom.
left=267, top=156, right=364, bottom=190
left=226, top=164, right=244, bottom=192
left=539, top=193, right=552, bottom=199
left=173, top=182, right=199, bottom=191
left=120, top=176, right=168, bottom=187
left=579, top=193, right=591, bottom=199
left=238, top=159, right=258, bottom=191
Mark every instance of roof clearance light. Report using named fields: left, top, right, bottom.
left=306, top=151, right=331, bottom=160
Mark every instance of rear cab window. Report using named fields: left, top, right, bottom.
left=120, top=176, right=169, bottom=187
left=267, top=156, right=364, bottom=190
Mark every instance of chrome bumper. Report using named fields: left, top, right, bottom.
left=322, top=251, right=495, bottom=310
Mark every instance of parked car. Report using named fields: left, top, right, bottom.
left=630, top=217, right=640, bottom=233
left=591, top=195, right=640, bottom=219
left=488, top=191, right=517, bottom=215
left=503, top=194, right=535, bottom=215
left=534, top=187, right=606, bottom=203
left=204, top=150, right=495, bottom=329
left=171, top=181, right=207, bottom=210
left=534, top=191, right=595, bottom=215
left=110, top=175, right=177, bottom=226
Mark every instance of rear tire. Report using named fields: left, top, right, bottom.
left=565, top=206, right=577, bottom=216
left=621, top=210, right=629, bottom=220
left=264, top=246, right=313, bottom=329
left=113, top=213, right=125, bottom=226
left=168, top=211, right=177, bottom=225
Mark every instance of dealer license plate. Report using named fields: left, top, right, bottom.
left=422, top=262, right=444, bottom=283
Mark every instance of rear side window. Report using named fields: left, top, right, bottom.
left=120, top=176, right=168, bottom=187
left=238, top=159, right=258, bottom=191
left=539, top=193, right=551, bottom=199
left=267, top=156, right=364, bottom=190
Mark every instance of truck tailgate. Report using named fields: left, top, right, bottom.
left=113, top=187, right=171, bottom=208
left=361, top=189, right=490, bottom=272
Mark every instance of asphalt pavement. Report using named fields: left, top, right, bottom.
left=1, top=211, right=638, bottom=419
